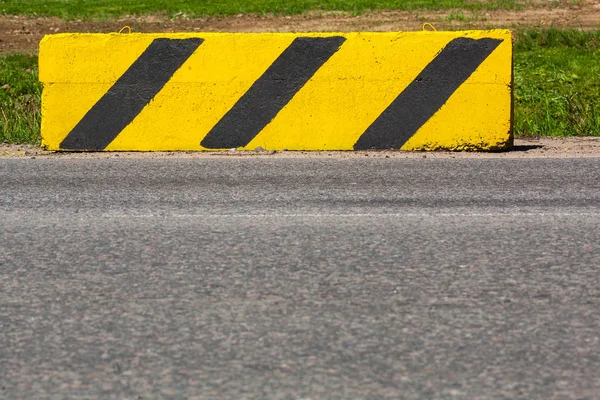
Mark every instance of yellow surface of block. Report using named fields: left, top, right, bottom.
left=39, top=31, right=513, bottom=151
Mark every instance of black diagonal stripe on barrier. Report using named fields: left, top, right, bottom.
left=201, top=36, right=346, bottom=149
left=60, top=38, right=203, bottom=150
left=354, top=37, right=503, bottom=150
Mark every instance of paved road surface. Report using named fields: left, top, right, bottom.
left=2, top=157, right=599, bottom=399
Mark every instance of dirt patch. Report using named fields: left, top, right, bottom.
left=1, top=1, right=599, bottom=54
left=2, top=138, right=599, bottom=159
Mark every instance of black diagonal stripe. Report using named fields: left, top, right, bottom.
left=201, top=36, right=346, bottom=149
left=354, top=37, right=503, bottom=150
left=60, top=38, right=203, bottom=150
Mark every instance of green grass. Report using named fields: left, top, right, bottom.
left=1, top=29, right=599, bottom=145
left=0, top=54, right=40, bottom=144
left=0, top=0, right=525, bottom=19
left=514, top=29, right=600, bottom=137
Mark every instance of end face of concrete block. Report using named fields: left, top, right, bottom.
left=39, top=31, right=513, bottom=151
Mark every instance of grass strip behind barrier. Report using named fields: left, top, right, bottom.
left=0, top=54, right=40, bottom=144
left=0, top=0, right=525, bottom=19
left=514, top=29, right=600, bottom=137
left=1, top=29, right=599, bottom=145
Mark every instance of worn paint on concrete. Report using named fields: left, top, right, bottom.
left=39, top=31, right=512, bottom=151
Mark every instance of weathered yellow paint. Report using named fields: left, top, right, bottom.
left=245, top=33, right=446, bottom=151
left=40, top=31, right=512, bottom=151
left=108, top=34, right=295, bottom=151
left=402, top=32, right=512, bottom=151
left=40, top=35, right=155, bottom=149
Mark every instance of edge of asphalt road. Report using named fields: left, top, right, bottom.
left=2, top=137, right=600, bottom=159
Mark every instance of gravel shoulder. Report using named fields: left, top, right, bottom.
left=2, top=137, right=600, bottom=159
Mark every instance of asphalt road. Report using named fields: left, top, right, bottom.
left=1, top=157, right=600, bottom=399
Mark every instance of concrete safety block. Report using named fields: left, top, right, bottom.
left=39, top=31, right=513, bottom=151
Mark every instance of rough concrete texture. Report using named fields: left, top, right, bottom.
left=39, top=30, right=512, bottom=152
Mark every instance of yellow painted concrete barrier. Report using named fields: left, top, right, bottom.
left=39, top=31, right=512, bottom=151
